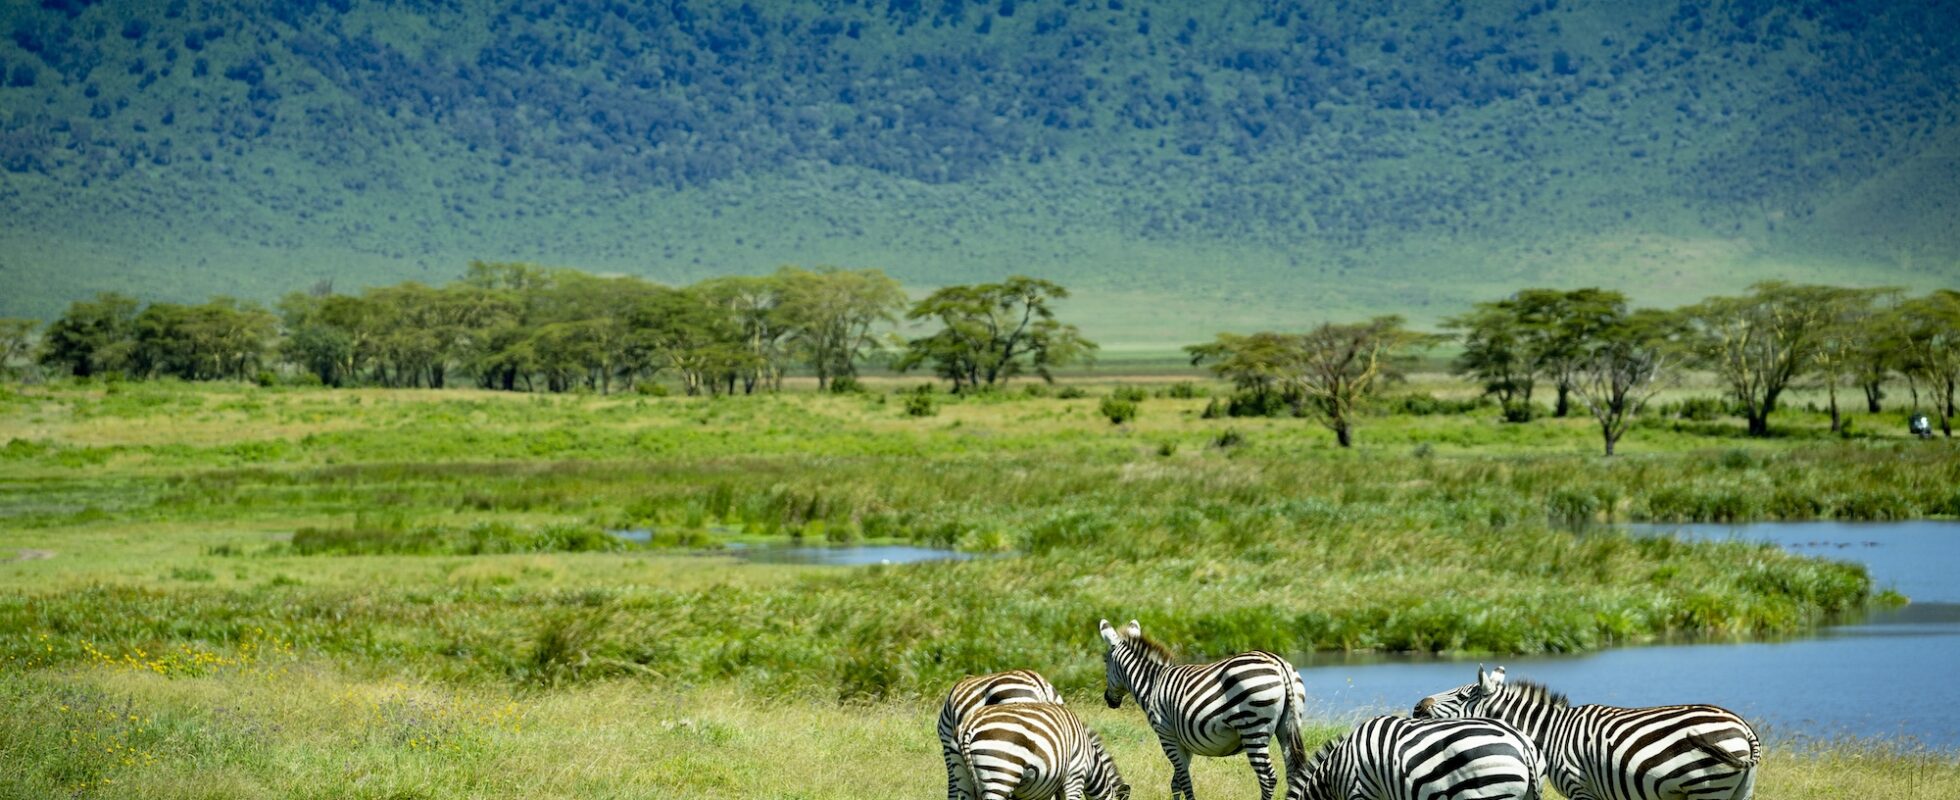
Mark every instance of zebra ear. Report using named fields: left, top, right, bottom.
left=1480, top=666, right=1505, bottom=693
left=1125, top=619, right=1141, bottom=637
left=1099, top=619, right=1121, bottom=646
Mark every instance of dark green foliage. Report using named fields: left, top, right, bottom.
left=1098, top=395, right=1138, bottom=425
left=896, top=276, right=1097, bottom=392
left=903, top=388, right=937, bottom=417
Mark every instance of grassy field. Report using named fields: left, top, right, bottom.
left=3, top=377, right=1957, bottom=797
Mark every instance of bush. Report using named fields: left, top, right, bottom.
left=1055, top=386, right=1088, bottom=399
left=1227, top=390, right=1290, bottom=418
left=1108, top=385, right=1148, bottom=403
left=1671, top=396, right=1729, bottom=421
left=904, top=389, right=937, bottom=417
left=1386, top=393, right=1487, bottom=416
left=1201, top=398, right=1225, bottom=419
left=253, top=370, right=278, bottom=388
left=1501, top=401, right=1538, bottom=423
left=635, top=382, right=670, bottom=397
left=1211, top=428, right=1247, bottom=449
left=828, top=375, right=864, bottom=394
left=1099, top=396, right=1139, bottom=425
left=1020, top=383, right=1050, bottom=398
left=1156, top=441, right=1178, bottom=457
left=1162, top=381, right=1205, bottom=399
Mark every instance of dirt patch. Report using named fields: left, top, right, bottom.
left=10, top=549, right=56, bottom=561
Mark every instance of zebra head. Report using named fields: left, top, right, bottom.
left=1412, top=664, right=1505, bottom=719
left=1097, top=618, right=1145, bottom=708
left=1083, top=729, right=1131, bottom=800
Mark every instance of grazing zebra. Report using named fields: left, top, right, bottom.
left=1098, top=619, right=1309, bottom=800
left=940, top=670, right=1067, bottom=800
left=957, top=702, right=1131, bottom=800
left=1298, top=715, right=1544, bottom=800
left=1413, top=666, right=1760, bottom=800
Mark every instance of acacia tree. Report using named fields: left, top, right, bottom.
left=0, top=318, right=36, bottom=380
left=1898, top=289, right=1960, bottom=436
left=777, top=266, right=905, bottom=390
left=1680, top=282, right=1841, bottom=437
left=1515, top=288, right=1627, bottom=418
left=1572, top=308, right=1680, bottom=456
left=1810, top=288, right=1896, bottom=432
left=897, top=276, right=1096, bottom=391
left=1442, top=301, right=1535, bottom=414
left=39, top=292, right=140, bottom=377
left=1186, top=331, right=1302, bottom=411
left=1292, top=316, right=1439, bottom=447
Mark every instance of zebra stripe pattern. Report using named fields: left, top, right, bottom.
left=939, top=669, right=1067, bottom=800
left=1413, top=666, right=1760, bottom=800
left=1098, top=619, right=1309, bottom=800
left=1297, top=715, right=1544, bottom=800
left=957, top=702, right=1131, bottom=800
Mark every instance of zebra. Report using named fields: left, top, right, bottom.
left=940, top=669, right=1067, bottom=800
left=1296, top=714, right=1544, bottom=800
left=956, top=702, right=1132, bottom=800
left=1412, top=666, right=1760, bottom=800
left=1098, top=618, right=1310, bottom=800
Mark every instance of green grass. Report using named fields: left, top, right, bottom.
left=2, top=379, right=1956, bottom=796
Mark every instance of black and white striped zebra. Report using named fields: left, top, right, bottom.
left=1098, top=619, right=1310, bottom=800
left=957, top=702, right=1132, bottom=800
left=1413, top=666, right=1760, bottom=800
left=1297, top=715, right=1544, bottom=800
left=940, top=669, right=1067, bottom=800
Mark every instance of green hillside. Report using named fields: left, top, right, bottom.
left=2, top=0, right=1956, bottom=344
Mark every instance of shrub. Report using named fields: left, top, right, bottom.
left=1109, top=385, right=1148, bottom=403
left=904, top=389, right=937, bottom=417
left=1162, top=381, right=1204, bottom=399
left=1201, top=398, right=1225, bottom=419
left=1156, top=441, right=1178, bottom=457
left=828, top=375, right=864, bottom=394
left=1099, top=396, right=1139, bottom=425
left=1211, top=428, right=1247, bottom=449
left=1055, top=386, right=1088, bottom=399
left=635, top=382, right=670, bottom=397
left=253, top=370, right=277, bottom=388
left=1020, top=383, right=1050, bottom=398
left=1227, top=390, right=1290, bottom=418
left=1671, top=396, right=1728, bottom=421
left=1501, top=401, right=1538, bottom=423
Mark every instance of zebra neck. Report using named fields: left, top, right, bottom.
left=1120, top=649, right=1169, bottom=701
left=1488, top=697, right=1564, bottom=748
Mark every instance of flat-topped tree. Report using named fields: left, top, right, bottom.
left=897, top=276, right=1097, bottom=392
left=1571, top=307, right=1682, bottom=456
left=1190, top=317, right=1438, bottom=447
left=1898, top=289, right=1960, bottom=436
left=1680, top=282, right=1844, bottom=437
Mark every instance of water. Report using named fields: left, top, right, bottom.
left=1299, top=521, right=1960, bottom=748
left=722, top=543, right=975, bottom=566
left=608, top=529, right=973, bottom=566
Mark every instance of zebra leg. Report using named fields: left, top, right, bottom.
left=1158, top=738, right=1195, bottom=800
left=1061, top=773, right=1087, bottom=800
left=1242, top=738, right=1278, bottom=800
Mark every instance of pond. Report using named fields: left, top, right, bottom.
left=1298, top=521, right=1960, bottom=748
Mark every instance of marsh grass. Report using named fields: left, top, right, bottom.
left=1, top=381, right=1955, bottom=796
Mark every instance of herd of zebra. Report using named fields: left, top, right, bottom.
left=940, top=619, right=1761, bottom=800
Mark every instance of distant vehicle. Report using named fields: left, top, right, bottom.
left=1910, top=414, right=1935, bottom=439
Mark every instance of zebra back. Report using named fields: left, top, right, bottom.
left=1414, top=666, right=1759, bottom=800
left=1299, top=715, right=1542, bottom=800
left=958, top=702, right=1125, bottom=800
left=938, top=669, right=1064, bottom=748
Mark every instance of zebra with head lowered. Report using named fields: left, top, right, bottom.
left=1297, top=714, right=1544, bottom=800
left=1098, top=619, right=1310, bottom=800
left=939, top=670, right=1067, bottom=800
left=1413, top=666, right=1760, bottom=800
left=957, top=702, right=1131, bottom=800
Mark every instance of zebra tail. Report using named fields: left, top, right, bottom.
left=1279, top=671, right=1310, bottom=796
left=1686, top=730, right=1761, bottom=769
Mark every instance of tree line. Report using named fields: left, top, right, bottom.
left=7, top=263, right=1096, bottom=397
left=5, top=272, right=1956, bottom=455
left=1188, top=283, right=1960, bottom=454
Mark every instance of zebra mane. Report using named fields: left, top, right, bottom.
left=1502, top=679, right=1571, bottom=709
left=1119, top=631, right=1176, bottom=666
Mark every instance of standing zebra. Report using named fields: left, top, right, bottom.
left=1298, top=714, right=1544, bottom=800
left=1413, top=666, right=1760, bottom=800
left=957, top=702, right=1132, bottom=800
left=1098, top=619, right=1310, bottom=800
left=940, top=670, right=1067, bottom=800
